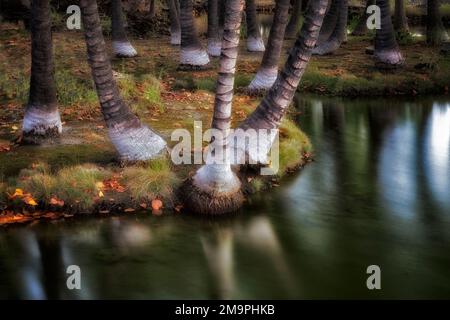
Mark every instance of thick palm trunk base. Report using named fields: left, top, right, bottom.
left=178, top=48, right=211, bottom=70
left=208, top=39, right=222, bottom=57
left=247, top=36, right=265, bottom=52
left=171, top=31, right=181, bottom=45
left=22, top=106, right=62, bottom=144
left=108, top=123, right=166, bottom=163
left=313, top=0, right=348, bottom=56
left=312, top=38, right=341, bottom=55
left=374, top=49, right=404, bottom=68
left=180, top=174, right=244, bottom=215
left=247, top=67, right=278, bottom=93
left=112, top=40, right=138, bottom=58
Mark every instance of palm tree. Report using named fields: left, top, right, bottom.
left=374, top=0, right=404, bottom=66
left=317, top=0, right=339, bottom=44
left=79, top=0, right=166, bottom=162
left=168, top=0, right=181, bottom=45
left=427, top=0, right=447, bottom=46
left=207, top=0, right=222, bottom=56
left=111, top=0, right=137, bottom=57
left=245, top=0, right=265, bottom=52
left=248, top=0, right=290, bottom=92
left=285, top=0, right=303, bottom=39
left=182, top=0, right=245, bottom=215
left=179, top=0, right=210, bottom=68
left=394, top=0, right=409, bottom=33
left=234, top=0, right=328, bottom=164
left=351, top=0, right=375, bottom=36
left=313, top=0, right=347, bottom=55
left=22, top=0, right=62, bottom=144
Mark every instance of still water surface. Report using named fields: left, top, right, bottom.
left=0, top=95, right=450, bottom=299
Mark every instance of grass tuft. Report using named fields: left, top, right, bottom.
left=278, top=119, right=312, bottom=177
left=122, top=157, right=180, bottom=203
left=16, top=164, right=112, bottom=211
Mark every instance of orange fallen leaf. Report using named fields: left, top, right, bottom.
left=49, top=197, right=65, bottom=206
left=8, top=188, right=24, bottom=199
left=151, top=199, right=163, bottom=211
left=0, top=145, right=11, bottom=152
left=23, top=196, right=38, bottom=206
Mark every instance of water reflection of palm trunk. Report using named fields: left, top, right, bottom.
left=415, top=102, right=442, bottom=222
left=367, top=102, right=398, bottom=177
left=237, top=216, right=300, bottom=297
left=201, top=228, right=235, bottom=299
left=322, top=101, right=347, bottom=206
left=37, top=234, right=64, bottom=299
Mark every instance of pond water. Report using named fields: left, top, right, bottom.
left=0, top=95, right=449, bottom=299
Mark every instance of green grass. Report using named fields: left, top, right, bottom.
left=0, top=71, right=29, bottom=102
left=396, top=31, right=416, bottom=46
left=249, top=178, right=265, bottom=193
left=195, top=78, right=216, bottom=92
left=55, top=69, right=98, bottom=106
left=142, top=75, right=163, bottom=110
left=16, top=163, right=112, bottom=211
left=277, top=118, right=311, bottom=177
left=118, top=73, right=164, bottom=114
left=122, top=157, right=181, bottom=203
left=235, top=74, right=252, bottom=88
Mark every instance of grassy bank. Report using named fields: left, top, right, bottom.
left=0, top=116, right=311, bottom=225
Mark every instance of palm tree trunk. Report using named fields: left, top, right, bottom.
left=111, top=0, right=137, bottom=57
left=374, top=0, right=404, bottom=66
left=248, top=0, right=290, bottom=92
left=207, top=0, right=222, bottom=56
left=313, top=0, right=347, bottom=55
left=80, top=0, right=166, bottom=162
left=317, top=0, right=339, bottom=43
left=245, top=0, right=265, bottom=51
left=427, top=0, right=446, bottom=46
left=179, top=0, right=210, bottom=68
left=285, top=0, right=303, bottom=39
left=352, top=0, right=375, bottom=36
left=22, top=0, right=62, bottom=144
left=169, top=0, right=181, bottom=45
left=394, top=0, right=409, bottom=32
left=183, top=0, right=245, bottom=215
left=234, top=0, right=328, bottom=164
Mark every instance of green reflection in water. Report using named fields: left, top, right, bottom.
left=0, top=95, right=450, bottom=299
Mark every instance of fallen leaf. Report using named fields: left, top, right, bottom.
left=151, top=199, right=163, bottom=211
left=8, top=188, right=24, bottom=199
left=23, top=196, right=38, bottom=206
left=98, top=190, right=104, bottom=197
left=139, top=203, right=147, bottom=209
left=124, top=208, right=135, bottom=213
left=0, top=145, right=11, bottom=152
left=49, top=197, right=65, bottom=206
